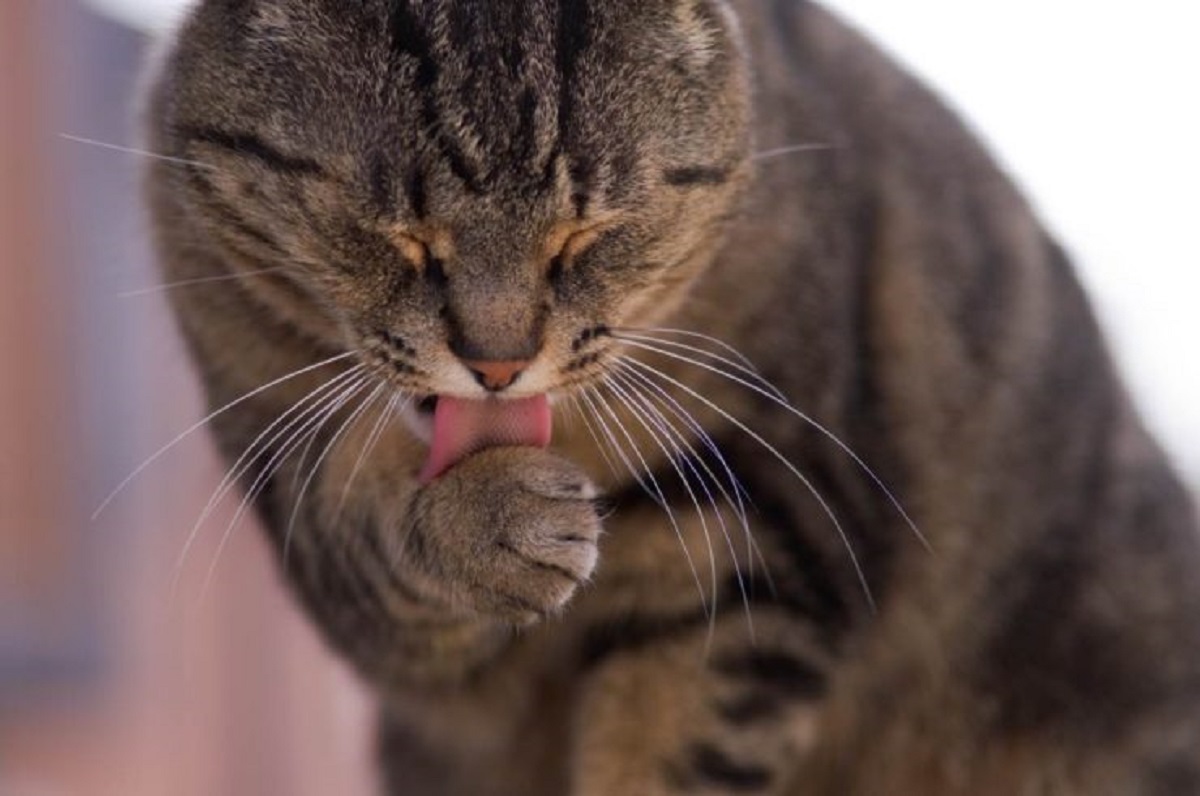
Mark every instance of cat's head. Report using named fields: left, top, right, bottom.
left=151, top=0, right=751, bottom=404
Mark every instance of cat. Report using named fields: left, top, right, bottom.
left=142, top=0, right=1200, bottom=793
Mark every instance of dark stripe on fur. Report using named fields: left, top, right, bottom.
left=569, top=156, right=594, bottom=218
left=387, top=1, right=483, bottom=193
left=740, top=489, right=852, bottom=636
left=404, top=165, right=429, bottom=219
left=714, top=689, right=784, bottom=726
left=367, top=152, right=396, bottom=215
left=712, top=649, right=827, bottom=700
left=207, top=202, right=283, bottom=254
left=179, top=125, right=325, bottom=176
left=555, top=0, right=590, bottom=138
left=184, top=167, right=287, bottom=256
left=495, top=540, right=584, bottom=585
left=556, top=0, right=591, bottom=209
left=578, top=608, right=711, bottom=670
left=387, top=1, right=435, bottom=95
left=516, top=85, right=541, bottom=176
left=684, top=742, right=773, bottom=792
left=664, top=164, right=732, bottom=187
left=576, top=575, right=801, bottom=671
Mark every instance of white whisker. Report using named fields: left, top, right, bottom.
left=613, top=364, right=776, bottom=598
left=118, top=267, right=293, bottom=299
left=93, top=351, right=357, bottom=520
left=283, top=381, right=388, bottom=561
left=614, top=330, right=787, bottom=402
left=602, top=375, right=729, bottom=646
left=618, top=326, right=762, bottom=374
left=332, top=391, right=409, bottom=524
left=583, top=385, right=711, bottom=619
left=751, top=142, right=833, bottom=162
left=564, top=394, right=623, bottom=485
left=614, top=336, right=931, bottom=554
left=196, top=374, right=372, bottom=604
left=615, top=361, right=753, bottom=526
left=579, top=388, right=665, bottom=511
left=621, top=354, right=877, bottom=613
left=60, top=132, right=216, bottom=170
left=171, top=364, right=367, bottom=589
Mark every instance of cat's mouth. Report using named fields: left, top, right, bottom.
left=402, top=394, right=553, bottom=484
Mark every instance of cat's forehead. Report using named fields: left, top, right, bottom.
left=171, top=0, right=748, bottom=222
left=226, top=0, right=735, bottom=93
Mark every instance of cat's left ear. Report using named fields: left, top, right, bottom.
left=670, top=0, right=744, bottom=66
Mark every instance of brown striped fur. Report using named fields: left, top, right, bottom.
left=144, top=1, right=1200, bottom=793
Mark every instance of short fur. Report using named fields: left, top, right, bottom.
left=144, top=1, right=1200, bottom=793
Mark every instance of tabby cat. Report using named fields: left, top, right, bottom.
left=143, top=0, right=1200, bottom=793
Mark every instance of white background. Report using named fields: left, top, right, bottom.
left=88, top=0, right=1200, bottom=480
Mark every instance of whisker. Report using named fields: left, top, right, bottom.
left=332, top=391, right=408, bottom=524
left=118, top=267, right=293, bottom=299
left=582, top=386, right=711, bottom=619
left=614, top=337, right=931, bottom=554
left=616, top=363, right=777, bottom=596
left=617, top=326, right=762, bottom=375
left=564, top=393, right=623, bottom=485
left=195, top=374, right=372, bottom=604
left=621, top=355, right=876, bottom=613
left=613, top=330, right=787, bottom=402
left=751, top=142, right=834, bottom=162
left=612, top=365, right=776, bottom=596
left=283, top=381, right=388, bottom=562
left=615, top=361, right=753, bottom=526
left=59, top=132, right=217, bottom=170
left=171, top=364, right=367, bottom=588
left=602, top=375, right=729, bottom=646
left=93, top=350, right=357, bottom=520
left=579, top=388, right=666, bottom=511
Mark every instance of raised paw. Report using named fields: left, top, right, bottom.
left=411, top=447, right=603, bottom=622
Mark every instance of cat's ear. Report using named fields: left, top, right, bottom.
left=247, top=1, right=294, bottom=37
left=238, top=0, right=318, bottom=42
left=670, top=0, right=744, bottom=66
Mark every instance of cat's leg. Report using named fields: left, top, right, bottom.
left=569, top=608, right=831, bottom=795
left=565, top=499, right=840, bottom=796
left=194, top=345, right=605, bottom=792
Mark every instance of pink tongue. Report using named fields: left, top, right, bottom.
left=418, top=394, right=552, bottom=483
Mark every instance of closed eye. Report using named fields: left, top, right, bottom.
left=390, top=232, right=430, bottom=270
left=545, top=220, right=616, bottom=279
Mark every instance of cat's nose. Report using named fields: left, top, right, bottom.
left=462, top=359, right=530, bottom=392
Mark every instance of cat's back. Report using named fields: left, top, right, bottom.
left=719, top=3, right=1200, bottom=790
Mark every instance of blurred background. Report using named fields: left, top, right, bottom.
left=1, top=1, right=1196, bottom=794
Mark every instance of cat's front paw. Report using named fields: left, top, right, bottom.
left=413, top=447, right=602, bottom=623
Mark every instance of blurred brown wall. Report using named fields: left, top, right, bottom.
left=0, top=0, right=73, bottom=622
left=0, top=3, right=377, bottom=794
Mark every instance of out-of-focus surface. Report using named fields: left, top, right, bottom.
left=823, top=0, right=1200, bottom=481
left=1, top=2, right=374, bottom=794
left=1, top=1, right=1196, bottom=795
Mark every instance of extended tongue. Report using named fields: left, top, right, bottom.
left=418, top=394, right=552, bottom=484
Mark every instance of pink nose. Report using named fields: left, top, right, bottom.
left=462, top=359, right=530, bottom=392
